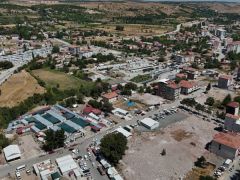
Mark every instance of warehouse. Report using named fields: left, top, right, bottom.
left=3, top=144, right=21, bottom=162
left=115, top=126, right=132, bottom=139
left=56, top=155, right=79, bottom=175
left=140, top=118, right=159, bottom=130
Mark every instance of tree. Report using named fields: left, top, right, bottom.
left=196, top=103, right=205, bottom=112
left=222, top=94, right=232, bottom=106
left=199, top=175, right=216, bottom=180
left=206, top=83, right=211, bottom=92
left=100, top=133, right=127, bottom=165
left=43, top=129, right=65, bottom=151
left=52, top=45, right=60, bottom=54
left=205, top=97, right=215, bottom=106
left=116, top=25, right=124, bottom=31
left=194, top=156, right=207, bottom=168
left=138, top=86, right=144, bottom=94
left=101, top=100, right=113, bottom=113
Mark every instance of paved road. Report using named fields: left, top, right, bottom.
left=0, top=87, right=206, bottom=178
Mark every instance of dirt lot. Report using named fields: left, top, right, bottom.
left=0, top=70, right=45, bottom=107
left=120, top=115, right=218, bottom=180
left=17, top=134, right=43, bottom=160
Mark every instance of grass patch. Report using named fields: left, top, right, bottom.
left=32, top=68, right=93, bottom=90
left=185, top=163, right=216, bottom=180
left=130, top=74, right=151, bottom=83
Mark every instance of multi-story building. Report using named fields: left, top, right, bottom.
left=216, top=28, right=226, bottom=40
left=224, top=113, right=240, bottom=132
left=157, top=79, right=180, bottom=100
left=218, top=75, right=233, bottom=89
left=226, top=102, right=239, bottom=116
left=227, top=41, right=240, bottom=54
left=179, top=80, right=199, bottom=95
left=209, top=132, right=240, bottom=160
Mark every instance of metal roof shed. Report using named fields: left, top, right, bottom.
left=34, top=114, right=53, bottom=128
left=56, top=155, right=78, bottom=175
left=140, top=118, right=159, bottom=130
left=3, top=145, right=21, bottom=162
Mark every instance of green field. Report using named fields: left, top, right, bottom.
left=32, top=68, right=93, bottom=90
left=130, top=74, right=152, bottom=83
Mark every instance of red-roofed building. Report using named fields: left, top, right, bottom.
left=218, top=75, right=233, bottom=89
left=83, top=105, right=102, bottom=115
left=179, top=80, right=199, bottom=95
left=102, top=91, right=118, bottom=103
left=224, top=113, right=240, bottom=132
left=157, top=80, right=180, bottom=100
left=209, top=132, right=240, bottom=159
left=226, top=102, right=239, bottom=116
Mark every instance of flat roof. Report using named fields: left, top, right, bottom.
left=56, top=155, right=78, bottom=174
left=140, top=118, right=159, bottom=127
left=115, top=127, right=132, bottom=138
left=34, top=114, right=53, bottom=127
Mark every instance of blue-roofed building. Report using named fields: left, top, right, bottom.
left=64, top=120, right=82, bottom=131
left=70, top=117, right=89, bottom=128
left=42, top=113, right=60, bottom=124
left=47, top=110, right=65, bottom=122
left=58, top=123, right=76, bottom=134
left=34, top=114, right=53, bottom=128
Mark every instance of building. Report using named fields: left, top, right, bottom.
left=68, top=45, right=80, bottom=55
left=237, top=67, right=240, bottom=80
left=157, top=79, right=180, bottom=100
left=102, top=91, right=118, bottom=103
left=224, top=113, right=240, bottom=132
left=209, top=132, right=240, bottom=159
left=227, top=41, right=240, bottom=54
left=140, top=118, right=159, bottom=130
left=226, top=102, right=239, bottom=116
left=179, top=80, right=199, bottom=95
left=115, top=126, right=132, bottom=139
left=33, top=159, right=58, bottom=180
left=83, top=105, right=102, bottom=115
left=112, top=108, right=128, bottom=117
left=216, top=28, right=226, bottom=40
left=56, top=155, right=79, bottom=175
left=3, top=145, right=21, bottom=162
left=218, top=75, right=233, bottom=89
left=181, top=67, right=199, bottom=80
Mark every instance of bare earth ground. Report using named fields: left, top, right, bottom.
left=120, top=115, right=218, bottom=180
left=17, top=134, right=43, bottom=160
left=0, top=70, right=45, bottom=107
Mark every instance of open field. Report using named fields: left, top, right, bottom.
left=86, top=23, right=170, bottom=36
left=0, top=70, right=45, bottom=107
left=32, top=68, right=92, bottom=91
left=120, top=114, right=218, bottom=180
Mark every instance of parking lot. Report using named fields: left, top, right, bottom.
left=137, top=110, right=188, bottom=132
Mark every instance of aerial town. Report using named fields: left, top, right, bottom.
left=0, top=0, right=239, bottom=180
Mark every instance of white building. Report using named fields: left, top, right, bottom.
left=115, top=126, right=132, bottom=139
left=56, top=155, right=79, bottom=175
left=216, top=28, right=226, bottom=40
left=227, top=41, right=240, bottom=54
left=140, top=118, right=159, bottom=130
left=3, top=144, right=21, bottom=162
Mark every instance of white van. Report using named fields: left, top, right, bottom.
left=15, top=171, right=21, bottom=179
left=16, top=164, right=26, bottom=171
